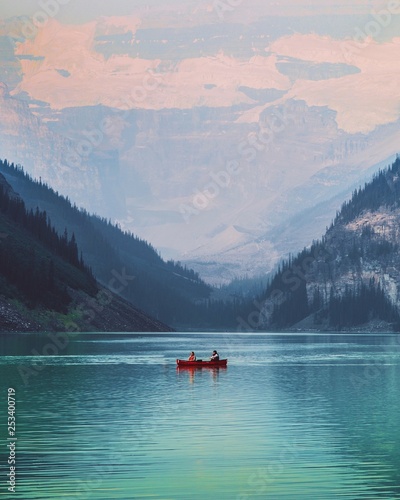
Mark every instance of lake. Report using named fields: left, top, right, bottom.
left=1, top=332, right=400, bottom=499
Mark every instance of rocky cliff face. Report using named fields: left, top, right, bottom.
left=0, top=84, right=107, bottom=214
left=259, top=159, right=400, bottom=331
left=2, top=80, right=400, bottom=284
left=303, top=209, right=400, bottom=315
left=3, top=10, right=400, bottom=284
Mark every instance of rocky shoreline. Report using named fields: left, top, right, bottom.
left=0, top=297, right=41, bottom=332
left=0, top=291, right=173, bottom=333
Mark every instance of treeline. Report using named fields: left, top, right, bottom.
left=0, top=159, right=205, bottom=284
left=325, top=282, right=399, bottom=328
left=259, top=157, right=400, bottom=331
left=261, top=244, right=328, bottom=329
left=268, top=279, right=309, bottom=328
left=336, top=155, right=400, bottom=225
left=1, top=159, right=245, bottom=328
left=0, top=159, right=266, bottom=328
left=262, top=258, right=400, bottom=330
left=0, top=240, right=71, bottom=311
left=0, top=184, right=91, bottom=274
left=0, top=183, right=97, bottom=311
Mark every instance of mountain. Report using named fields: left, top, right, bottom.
left=252, top=157, right=400, bottom=332
left=0, top=159, right=228, bottom=328
left=2, top=15, right=400, bottom=284
left=3, top=79, right=400, bottom=285
left=0, top=171, right=172, bottom=332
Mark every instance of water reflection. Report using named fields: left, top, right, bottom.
left=177, top=366, right=226, bottom=384
left=0, top=333, right=400, bottom=499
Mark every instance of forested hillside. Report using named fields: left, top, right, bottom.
left=0, top=176, right=96, bottom=313
left=0, top=172, right=172, bottom=332
left=257, top=157, right=400, bottom=332
left=6, top=154, right=400, bottom=333
left=0, top=159, right=250, bottom=328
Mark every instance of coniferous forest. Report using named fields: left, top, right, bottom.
left=2, top=156, right=400, bottom=332
left=0, top=159, right=253, bottom=329
left=259, top=157, right=400, bottom=331
left=0, top=181, right=97, bottom=312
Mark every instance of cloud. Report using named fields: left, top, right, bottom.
left=269, top=33, right=400, bottom=132
left=10, top=18, right=400, bottom=133
left=13, top=19, right=289, bottom=110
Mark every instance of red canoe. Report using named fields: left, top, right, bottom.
left=176, top=359, right=227, bottom=368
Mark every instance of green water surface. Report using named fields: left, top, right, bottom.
left=1, top=332, right=400, bottom=499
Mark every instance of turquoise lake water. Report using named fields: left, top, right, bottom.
left=1, top=332, right=400, bottom=499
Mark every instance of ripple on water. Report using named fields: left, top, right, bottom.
left=1, top=333, right=400, bottom=498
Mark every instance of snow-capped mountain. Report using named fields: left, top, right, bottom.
left=1, top=10, right=400, bottom=284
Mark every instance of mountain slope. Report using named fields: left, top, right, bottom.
left=2, top=75, right=400, bottom=286
left=3, top=14, right=400, bottom=283
left=256, top=157, right=400, bottom=332
left=0, top=172, right=172, bottom=332
left=0, top=159, right=212, bottom=327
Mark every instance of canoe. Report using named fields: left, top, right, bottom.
left=176, top=359, right=227, bottom=368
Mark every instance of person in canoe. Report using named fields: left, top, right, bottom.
left=210, top=350, right=219, bottom=361
left=188, top=351, right=196, bottom=361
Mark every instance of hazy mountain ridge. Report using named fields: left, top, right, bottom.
left=0, top=159, right=227, bottom=328
left=2, top=79, right=400, bottom=284
left=2, top=14, right=400, bottom=283
left=258, top=157, right=400, bottom=331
